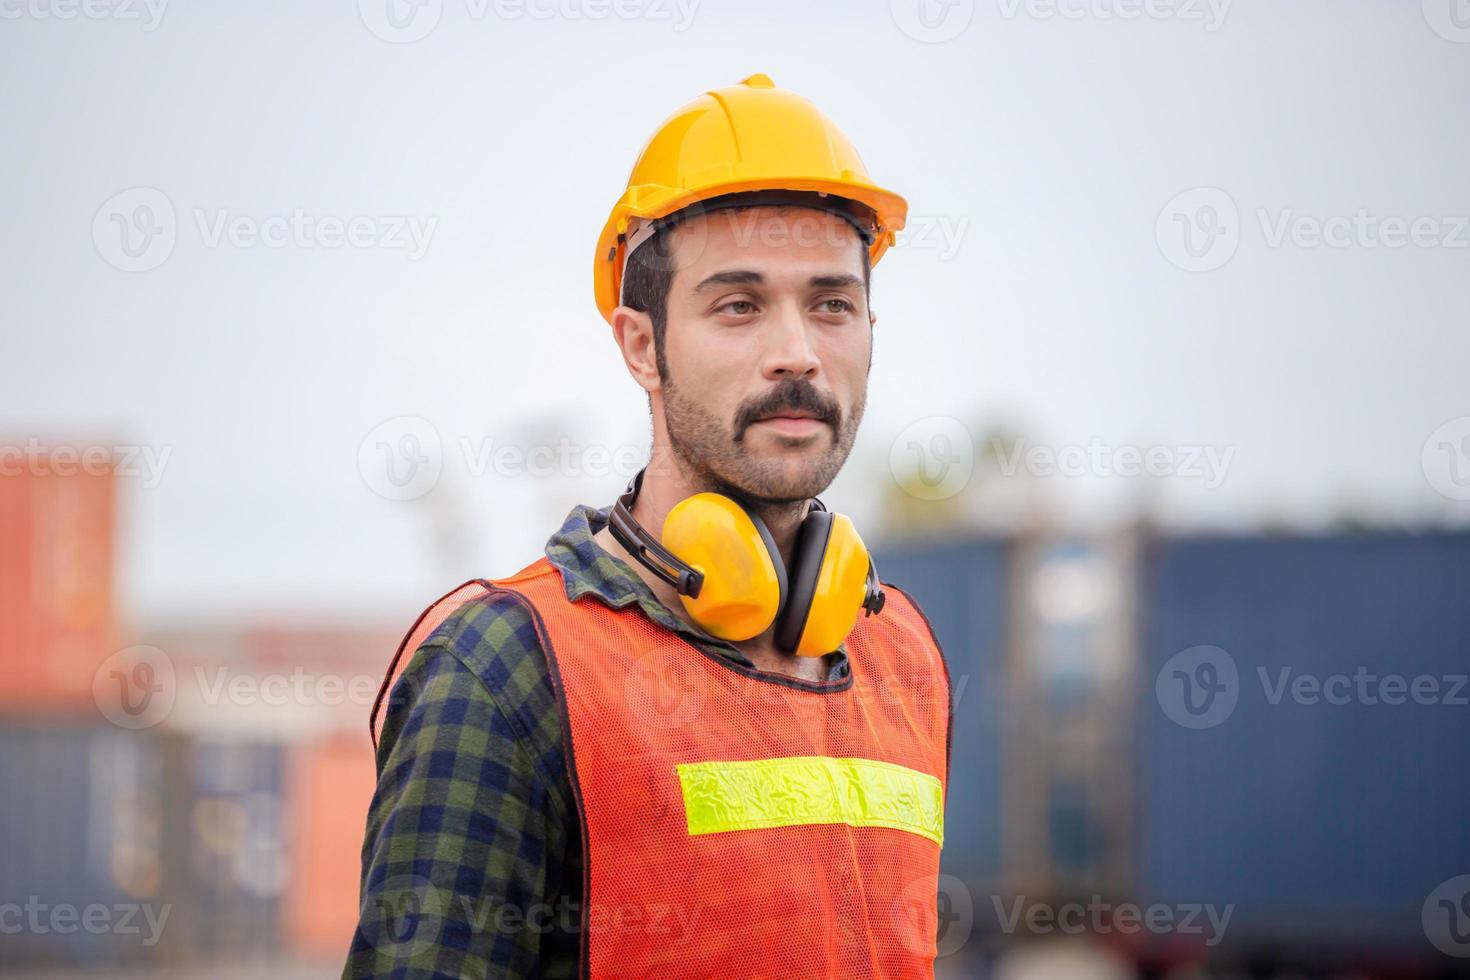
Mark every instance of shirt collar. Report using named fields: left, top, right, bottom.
left=543, top=502, right=850, bottom=678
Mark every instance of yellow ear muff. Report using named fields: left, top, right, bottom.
left=661, top=493, right=784, bottom=642
left=792, top=514, right=872, bottom=657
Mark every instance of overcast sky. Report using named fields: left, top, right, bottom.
left=4, top=0, right=1467, bottom=625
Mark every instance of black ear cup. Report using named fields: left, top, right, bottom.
left=773, top=509, right=834, bottom=655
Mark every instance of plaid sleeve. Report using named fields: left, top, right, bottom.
left=343, top=592, right=581, bottom=980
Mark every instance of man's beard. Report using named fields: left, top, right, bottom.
left=661, top=374, right=865, bottom=505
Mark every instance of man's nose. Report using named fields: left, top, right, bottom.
left=761, top=308, right=820, bottom=380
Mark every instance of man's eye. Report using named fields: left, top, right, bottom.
left=720, top=300, right=756, bottom=315
left=820, top=298, right=854, bottom=314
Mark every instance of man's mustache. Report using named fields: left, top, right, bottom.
left=735, top=381, right=842, bottom=440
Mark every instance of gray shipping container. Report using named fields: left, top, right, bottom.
left=0, top=723, right=170, bottom=969
left=170, top=735, right=286, bottom=957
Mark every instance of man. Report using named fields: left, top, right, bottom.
left=346, top=73, right=952, bottom=979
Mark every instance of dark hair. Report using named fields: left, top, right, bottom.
left=619, top=204, right=874, bottom=383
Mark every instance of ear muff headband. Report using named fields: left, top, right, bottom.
left=608, top=467, right=705, bottom=597
left=773, top=508, right=832, bottom=655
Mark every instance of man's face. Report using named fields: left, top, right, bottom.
left=654, top=206, right=873, bottom=505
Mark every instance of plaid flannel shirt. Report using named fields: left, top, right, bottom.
left=343, top=501, right=850, bottom=979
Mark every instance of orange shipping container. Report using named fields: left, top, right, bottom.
left=0, top=459, right=117, bottom=712
left=284, top=733, right=378, bottom=960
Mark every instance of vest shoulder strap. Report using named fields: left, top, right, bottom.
left=368, top=579, right=490, bottom=749
left=875, top=580, right=954, bottom=783
left=368, top=557, right=562, bottom=749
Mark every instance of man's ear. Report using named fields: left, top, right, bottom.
left=610, top=306, right=661, bottom=394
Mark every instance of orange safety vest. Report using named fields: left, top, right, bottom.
left=372, top=557, right=952, bottom=978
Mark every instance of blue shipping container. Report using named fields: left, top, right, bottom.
left=1137, top=530, right=1470, bottom=953
left=875, top=536, right=1010, bottom=885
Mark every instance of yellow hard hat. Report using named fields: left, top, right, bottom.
left=593, top=73, right=909, bottom=325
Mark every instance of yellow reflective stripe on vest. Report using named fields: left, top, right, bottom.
left=675, top=756, right=943, bottom=846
